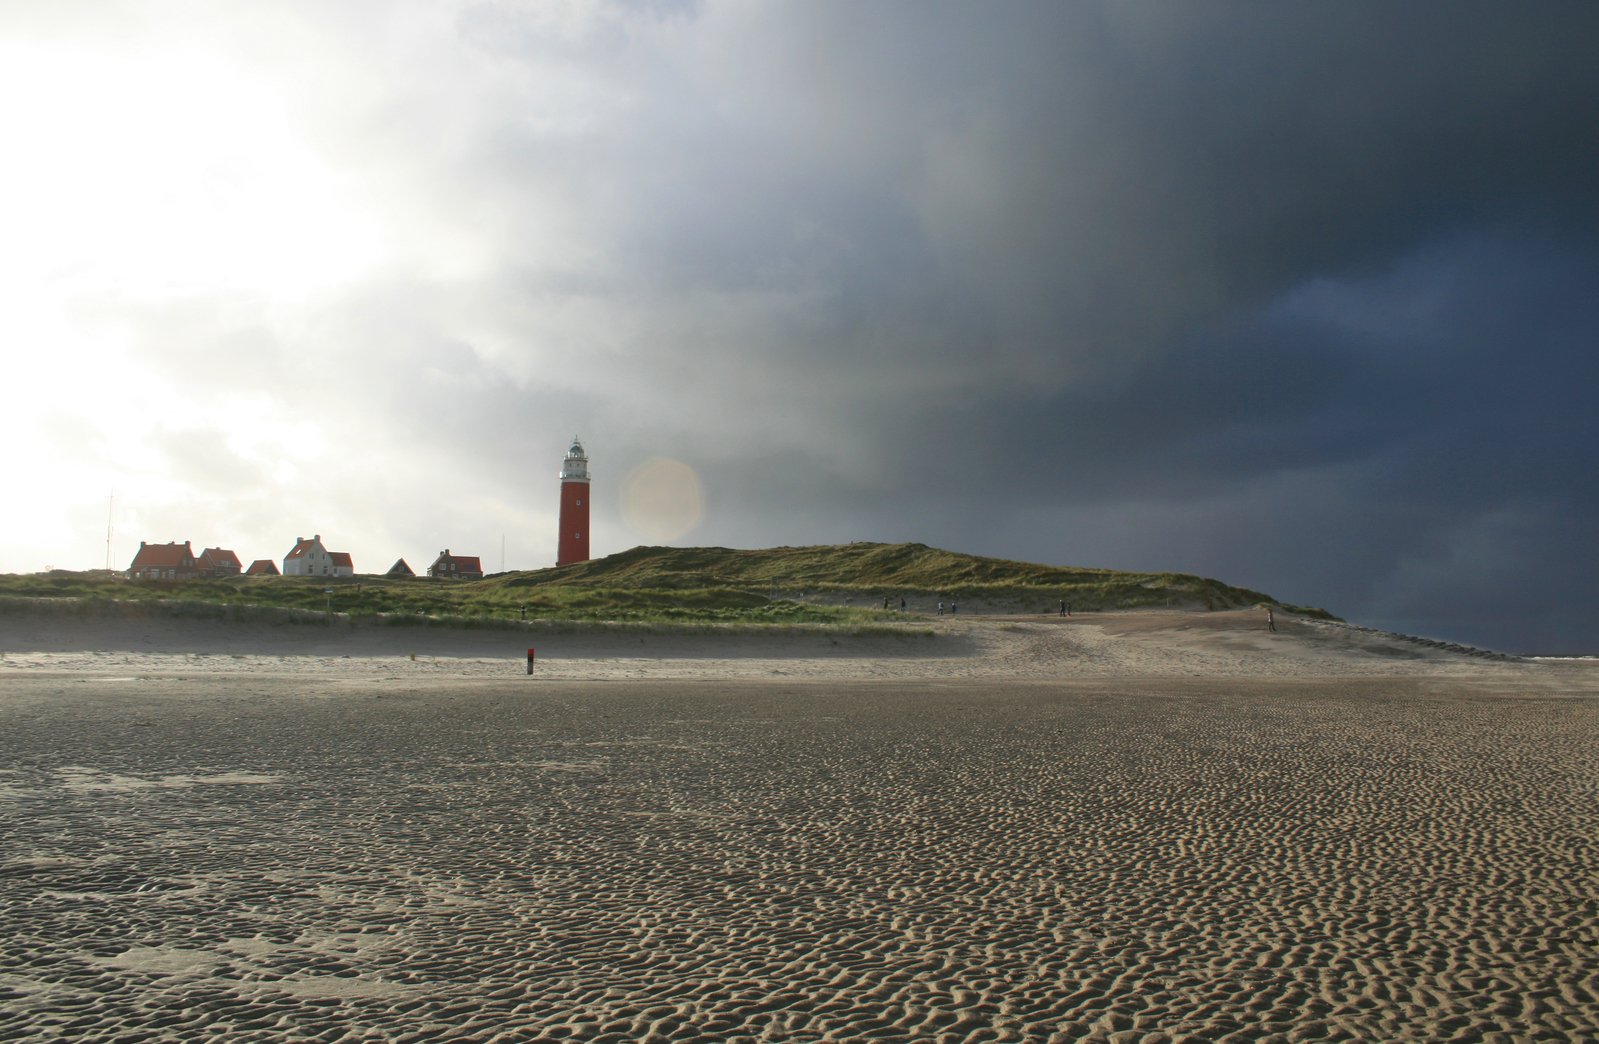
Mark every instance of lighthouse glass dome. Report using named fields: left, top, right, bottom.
left=561, top=439, right=589, bottom=481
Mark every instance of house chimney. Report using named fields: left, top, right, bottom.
left=140, top=541, right=146, bottom=548
left=296, top=536, right=303, bottom=544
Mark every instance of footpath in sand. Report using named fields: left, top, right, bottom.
left=1, top=610, right=1596, bottom=1041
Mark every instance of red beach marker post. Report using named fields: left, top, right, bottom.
left=526, top=648, right=536, bottom=675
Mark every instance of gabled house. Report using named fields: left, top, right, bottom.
left=429, top=549, right=483, bottom=580
left=284, top=535, right=355, bottom=577
left=386, top=559, right=415, bottom=577
left=128, top=540, right=199, bottom=581
left=197, top=547, right=242, bottom=577
left=284, top=535, right=334, bottom=576
left=246, top=559, right=280, bottom=576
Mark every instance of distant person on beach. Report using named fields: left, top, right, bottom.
left=951, top=602, right=958, bottom=614
left=1059, top=599, right=1065, bottom=617
left=1267, top=608, right=1277, bottom=632
left=937, top=601, right=944, bottom=616
left=900, top=598, right=906, bottom=612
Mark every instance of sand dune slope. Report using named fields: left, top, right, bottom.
left=0, top=607, right=1573, bottom=682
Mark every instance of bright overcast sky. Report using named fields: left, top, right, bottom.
left=3, top=1, right=1596, bottom=654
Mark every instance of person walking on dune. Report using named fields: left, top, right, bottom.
left=1267, top=608, right=1277, bottom=632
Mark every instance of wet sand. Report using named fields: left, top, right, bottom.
left=2, top=613, right=1596, bottom=1041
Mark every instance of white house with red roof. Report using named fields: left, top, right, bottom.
left=283, top=534, right=355, bottom=577
left=128, top=541, right=199, bottom=581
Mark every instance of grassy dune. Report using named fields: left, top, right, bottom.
left=0, top=542, right=1332, bottom=626
left=523, top=543, right=1310, bottom=611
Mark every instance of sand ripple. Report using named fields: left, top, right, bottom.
left=1, top=676, right=1596, bottom=1041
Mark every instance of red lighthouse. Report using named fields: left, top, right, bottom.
left=556, top=437, right=590, bottom=567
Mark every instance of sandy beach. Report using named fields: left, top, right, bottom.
left=2, top=610, right=1596, bottom=1041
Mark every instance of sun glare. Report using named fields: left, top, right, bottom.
left=621, top=458, right=706, bottom=543
left=0, top=36, right=388, bottom=571
left=0, top=41, right=381, bottom=303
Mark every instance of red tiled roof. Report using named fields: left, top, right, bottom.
left=128, top=541, right=195, bottom=571
left=246, top=559, right=279, bottom=575
left=328, top=552, right=354, bottom=569
left=432, top=551, right=483, bottom=574
left=200, top=548, right=242, bottom=569
left=285, top=539, right=316, bottom=559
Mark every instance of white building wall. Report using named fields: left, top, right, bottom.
left=283, top=536, right=330, bottom=576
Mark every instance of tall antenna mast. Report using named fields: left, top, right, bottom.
left=105, top=491, right=114, bottom=571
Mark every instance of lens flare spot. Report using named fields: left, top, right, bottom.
left=620, top=457, right=705, bottom=543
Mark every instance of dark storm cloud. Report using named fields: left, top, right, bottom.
left=548, top=2, right=1599, bottom=393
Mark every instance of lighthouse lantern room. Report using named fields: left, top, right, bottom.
left=557, top=437, right=590, bottom=567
